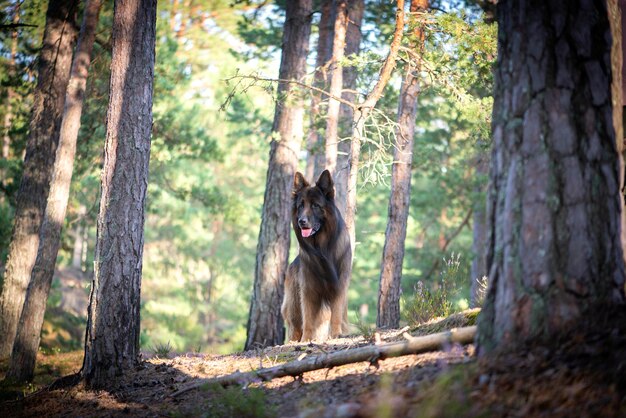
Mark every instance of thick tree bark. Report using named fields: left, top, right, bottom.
left=477, top=0, right=626, bottom=355
left=5, top=0, right=103, bottom=384
left=81, top=0, right=157, bottom=389
left=0, top=0, right=78, bottom=360
left=377, top=0, right=428, bottom=329
left=305, top=0, right=333, bottom=181
left=335, top=0, right=364, bottom=216
left=345, top=0, right=405, bottom=256
left=245, top=0, right=312, bottom=350
left=324, top=0, right=348, bottom=179
left=610, top=0, right=626, bottom=263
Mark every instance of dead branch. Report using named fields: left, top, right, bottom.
left=222, top=73, right=356, bottom=110
left=171, top=325, right=476, bottom=397
left=358, top=0, right=406, bottom=112
left=0, top=23, right=37, bottom=30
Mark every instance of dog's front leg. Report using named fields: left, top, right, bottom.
left=329, top=292, right=347, bottom=338
left=282, top=265, right=303, bottom=342
left=301, top=293, right=331, bottom=341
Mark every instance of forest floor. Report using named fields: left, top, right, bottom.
left=1, top=309, right=626, bottom=418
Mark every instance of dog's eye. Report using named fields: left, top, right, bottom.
left=312, top=203, right=320, bottom=209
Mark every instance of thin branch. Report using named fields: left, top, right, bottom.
left=359, top=0, right=405, bottom=111
left=0, top=23, right=37, bottom=30
left=222, top=73, right=357, bottom=110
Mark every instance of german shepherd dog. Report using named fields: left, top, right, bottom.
left=281, top=170, right=352, bottom=342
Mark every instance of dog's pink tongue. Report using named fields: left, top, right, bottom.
left=301, top=228, right=313, bottom=238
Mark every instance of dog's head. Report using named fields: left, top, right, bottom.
left=292, top=170, right=335, bottom=239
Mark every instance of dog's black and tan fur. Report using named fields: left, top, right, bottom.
left=281, top=170, right=351, bottom=342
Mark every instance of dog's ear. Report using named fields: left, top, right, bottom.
left=316, top=170, right=335, bottom=199
left=293, top=172, right=309, bottom=194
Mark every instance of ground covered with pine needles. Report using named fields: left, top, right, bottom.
left=1, top=309, right=625, bottom=417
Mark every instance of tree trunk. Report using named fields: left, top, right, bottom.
left=82, top=0, right=157, bottom=388
left=377, top=0, right=428, bottom=329
left=345, top=0, right=405, bottom=257
left=0, top=0, right=78, bottom=360
left=610, top=0, right=626, bottom=263
left=71, top=205, right=87, bottom=270
left=245, top=0, right=312, bottom=351
left=324, top=0, right=348, bottom=179
left=477, top=0, right=626, bottom=355
left=5, top=0, right=103, bottom=384
left=335, top=0, right=364, bottom=216
left=305, top=0, right=333, bottom=181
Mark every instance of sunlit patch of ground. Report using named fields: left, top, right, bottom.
left=2, top=310, right=624, bottom=417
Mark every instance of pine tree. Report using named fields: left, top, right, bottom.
left=477, top=0, right=626, bottom=354
left=377, top=0, right=428, bottom=329
left=0, top=0, right=78, bottom=359
left=82, top=0, right=157, bottom=388
left=245, top=0, right=313, bottom=350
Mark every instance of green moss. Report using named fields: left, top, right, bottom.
left=410, top=308, right=480, bottom=336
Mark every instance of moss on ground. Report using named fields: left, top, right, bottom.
left=410, top=308, right=480, bottom=336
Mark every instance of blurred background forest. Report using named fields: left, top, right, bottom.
left=0, top=0, right=495, bottom=354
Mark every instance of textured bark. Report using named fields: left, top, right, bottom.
left=477, top=0, right=626, bottom=355
left=335, top=0, right=364, bottom=216
left=345, top=0, right=405, bottom=256
left=610, top=0, right=626, bottom=263
left=0, top=0, right=78, bottom=360
left=245, top=0, right=312, bottom=350
left=5, top=0, right=103, bottom=384
left=82, top=0, right=157, bottom=389
left=377, top=0, right=428, bottom=329
left=305, top=0, right=333, bottom=181
left=324, top=0, right=348, bottom=179
left=174, top=326, right=476, bottom=395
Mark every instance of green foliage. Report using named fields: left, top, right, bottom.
left=0, top=0, right=497, bottom=356
left=403, top=254, right=467, bottom=325
left=0, top=201, right=13, bottom=266
left=353, top=312, right=376, bottom=341
left=405, top=280, right=453, bottom=325
left=150, top=340, right=173, bottom=359
left=411, top=308, right=480, bottom=336
left=233, top=1, right=283, bottom=62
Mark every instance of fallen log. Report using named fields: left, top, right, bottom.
left=171, top=325, right=476, bottom=397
